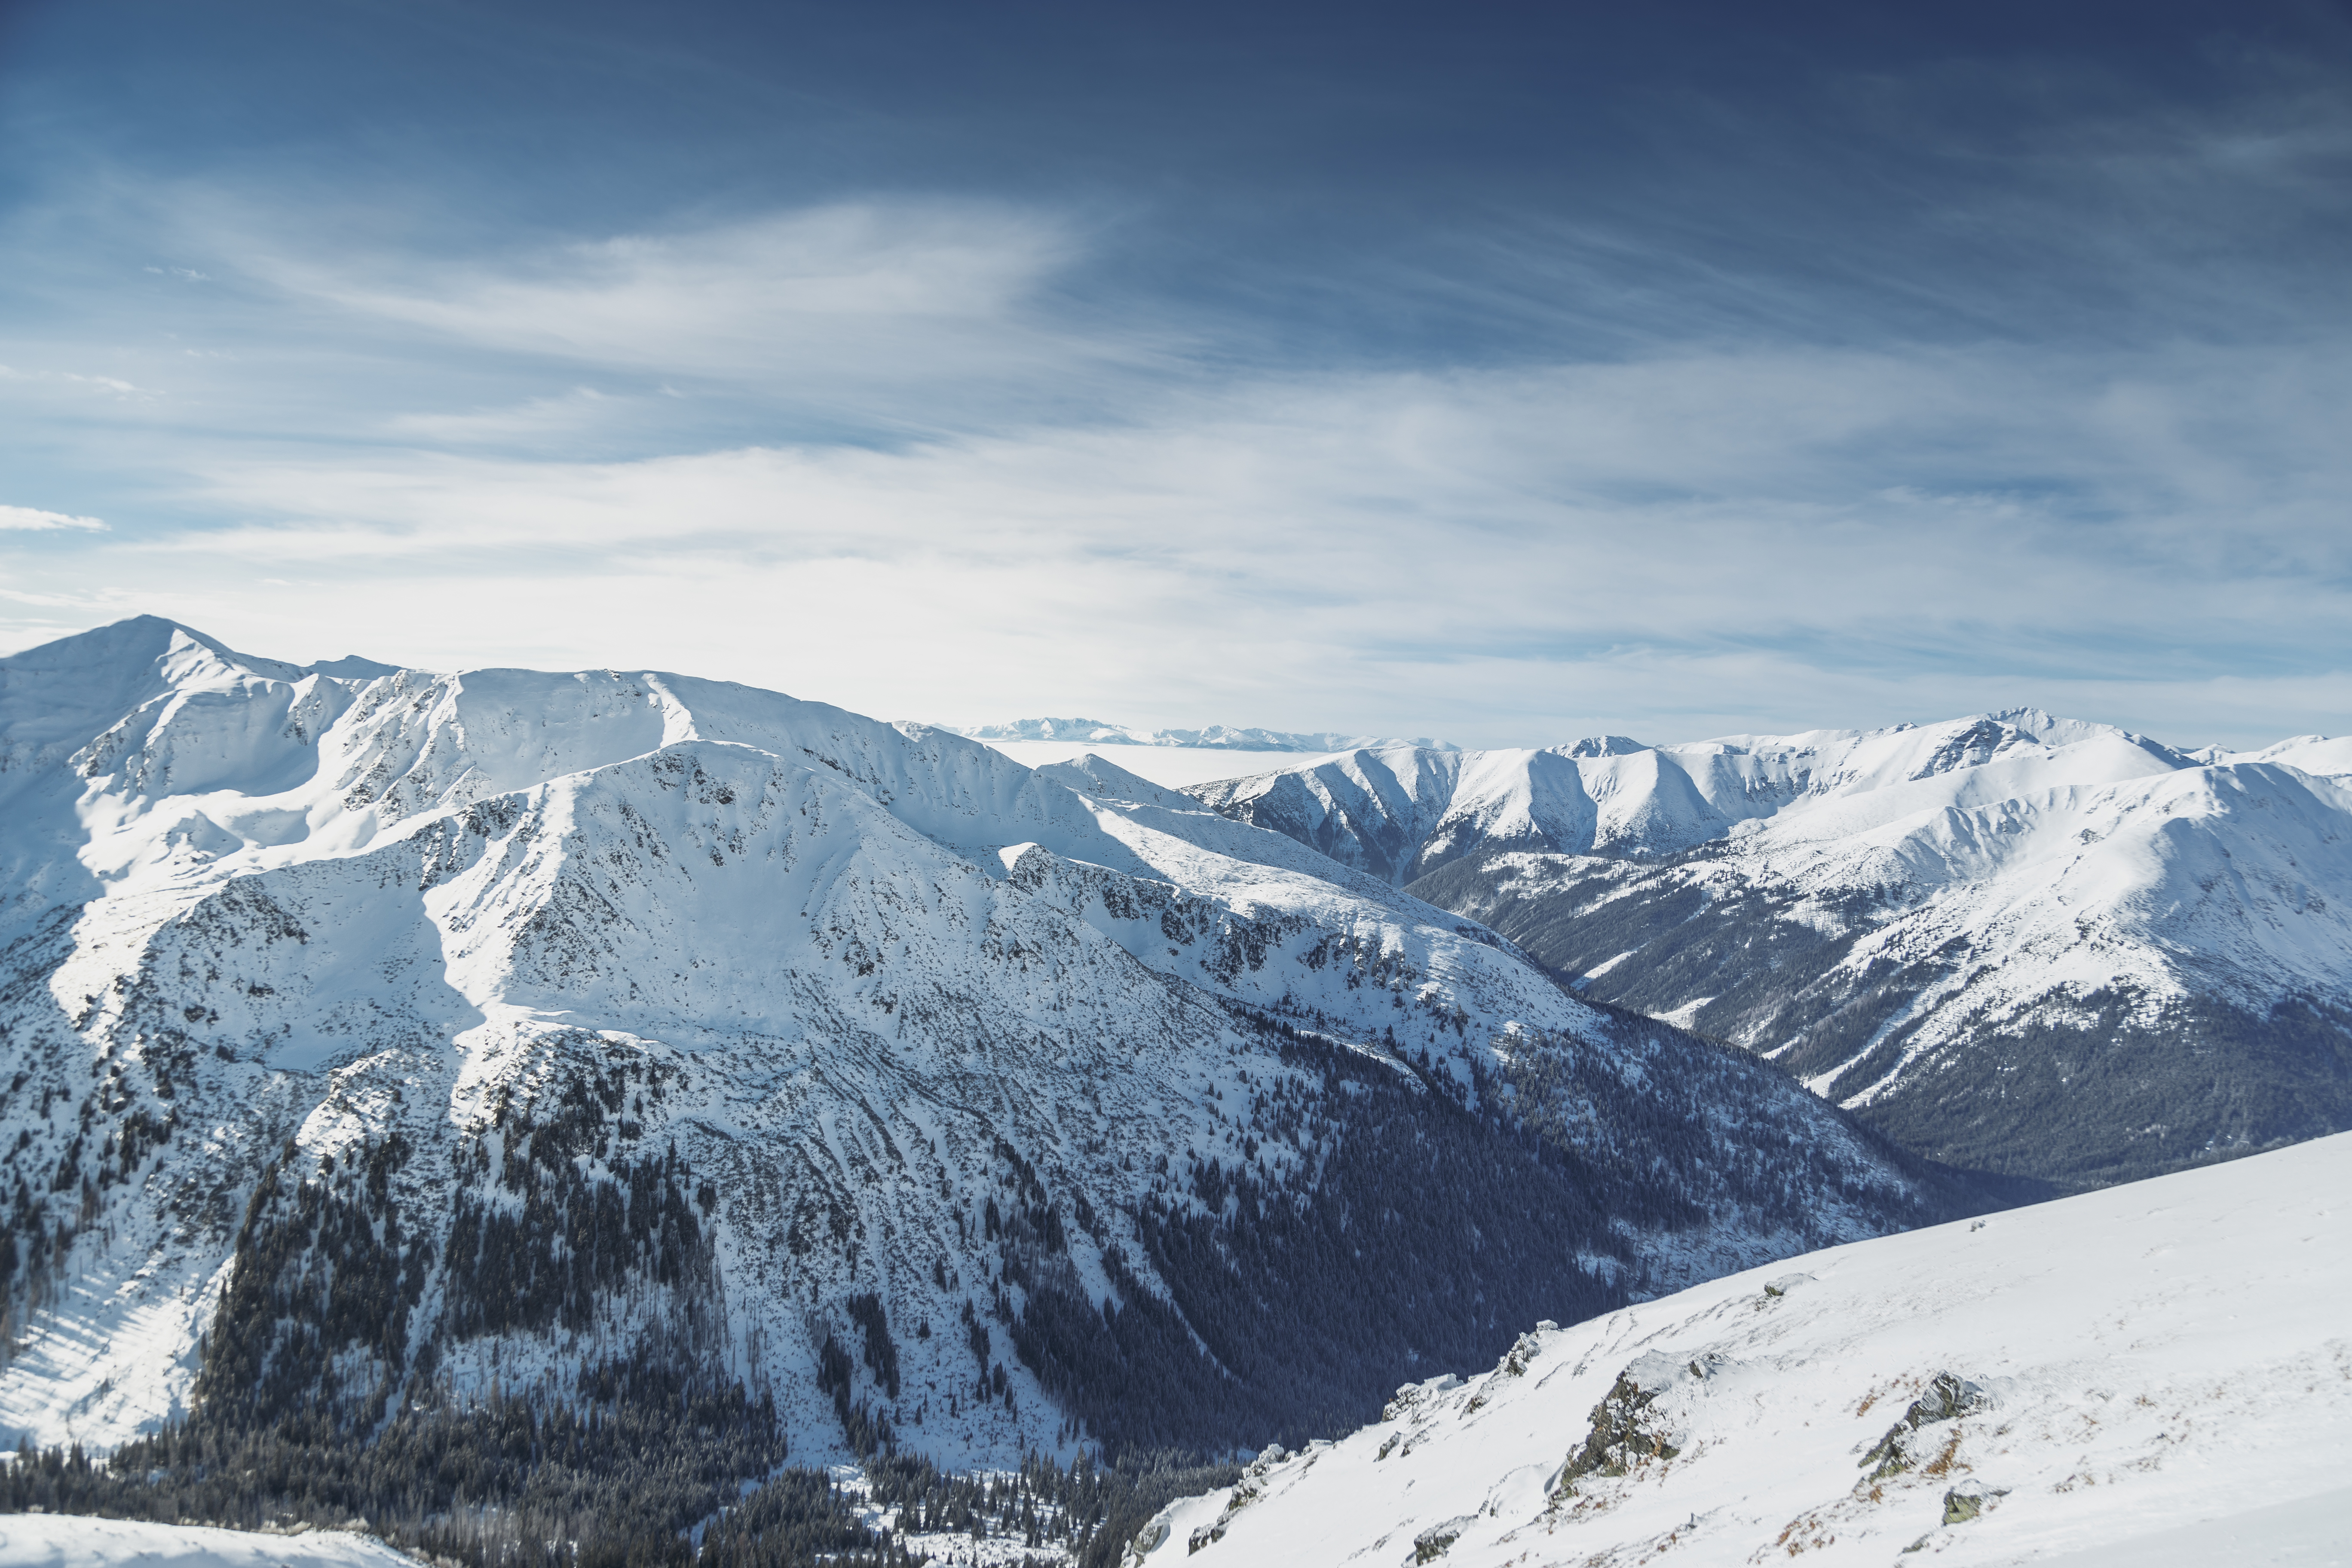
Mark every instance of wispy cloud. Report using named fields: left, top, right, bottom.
left=0, top=505, right=107, bottom=532
left=383, top=386, right=618, bottom=444
left=0, top=365, right=157, bottom=400
left=58, top=371, right=150, bottom=396
left=235, top=202, right=1146, bottom=430
left=25, top=330, right=2329, bottom=748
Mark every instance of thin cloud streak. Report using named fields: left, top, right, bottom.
left=0, top=505, right=106, bottom=532
left=235, top=201, right=1166, bottom=431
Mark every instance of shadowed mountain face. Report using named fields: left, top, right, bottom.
left=1196, top=715, right=2352, bottom=1190
left=0, top=619, right=1969, bottom=1473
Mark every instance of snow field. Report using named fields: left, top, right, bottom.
left=0, top=1515, right=412, bottom=1568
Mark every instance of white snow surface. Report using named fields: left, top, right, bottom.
left=0, top=619, right=1925, bottom=1467
left=1137, top=1130, right=2352, bottom=1568
left=0, top=1515, right=411, bottom=1568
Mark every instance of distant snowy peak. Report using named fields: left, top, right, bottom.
left=2197, top=733, right=2352, bottom=782
left=1188, top=708, right=2246, bottom=886
left=303, top=653, right=403, bottom=680
left=945, top=715, right=1457, bottom=753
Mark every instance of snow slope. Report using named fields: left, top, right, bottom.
left=1135, top=1129, right=2352, bottom=1568
left=1215, top=712, right=2352, bottom=1186
left=0, top=619, right=1953, bottom=1467
left=0, top=1516, right=410, bottom=1568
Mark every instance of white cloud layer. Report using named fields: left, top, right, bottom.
left=5, top=326, right=2346, bottom=750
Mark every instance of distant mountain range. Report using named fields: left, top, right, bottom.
left=1187, top=712, right=2352, bottom=1190
left=945, top=717, right=1458, bottom=753
left=0, top=619, right=1966, bottom=1510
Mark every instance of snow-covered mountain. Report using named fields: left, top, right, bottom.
left=1185, top=715, right=2245, bottom=883
left=0, top=619, right=1963, bottom=1483
left=1133, top=1128, right=2352, bottom=1568
left=946, top=717, right=1455, bottom=753
left=1195, top=711, right=2352, bottom=1189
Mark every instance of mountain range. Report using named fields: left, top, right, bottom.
left=1188, top=713, right=2352, bottom=1189
left=944, top=717, right=1456, bottom=753
left=0, top=618, right=1971, bottom=1523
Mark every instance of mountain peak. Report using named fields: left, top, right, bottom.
left=1565, top=735, right=1648, bottom=757
left=305, top=653, right=403, bottom=679
left=2, top=614, right=329, bottom=687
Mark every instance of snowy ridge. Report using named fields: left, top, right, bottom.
left=1135, top=1130, right=2352, bottom=1568
left=1186, top=710, right=2202, bottom=884
left=943, top=717, right=1455, bottom=753
left=0, top=619, right=1949, bottom=1465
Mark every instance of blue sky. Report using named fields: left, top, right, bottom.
left=2, top=0, right=2348, bottom=747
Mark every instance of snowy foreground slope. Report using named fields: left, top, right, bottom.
left=0, top=1516, right=409, bottom=1568
left=0, top=619, right=1959, bottom=1470
left=1203, top=712, right=2352, bottom=1187
left=1137, top=1130, right=2352, bottom=1568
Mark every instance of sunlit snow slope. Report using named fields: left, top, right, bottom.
left=1208, top=713, right=2352, bottom=1188
left=0, top=620, right=1961, bottom=1466
left=1135, top=1129, right=2352, bottom=1568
